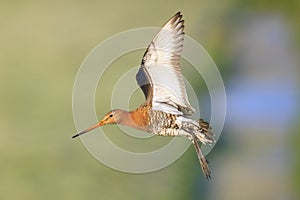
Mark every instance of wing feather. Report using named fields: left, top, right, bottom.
left=136, top=12, right=195, bottom=115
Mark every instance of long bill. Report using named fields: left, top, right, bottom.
left=72, top=123, right=101, bottom=138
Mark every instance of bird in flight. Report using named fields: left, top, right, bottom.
left=72, top=12, right=215, bottom=179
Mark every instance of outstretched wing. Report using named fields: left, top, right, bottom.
left=136, top=12, right=195, bottom=115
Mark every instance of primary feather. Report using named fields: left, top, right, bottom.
left=136, top=12, right=195, bottom=115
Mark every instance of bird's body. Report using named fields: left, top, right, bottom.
left=73, top=12, right=215, bottom=179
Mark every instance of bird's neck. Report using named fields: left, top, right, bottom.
left=116, top=108, right=149, bottom=131
left=129, top=107, right=149, bottom=131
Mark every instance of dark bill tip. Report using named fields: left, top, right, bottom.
left=72, top=134, right=80, bottom=139
left=71, top=123, right=101, bottom=139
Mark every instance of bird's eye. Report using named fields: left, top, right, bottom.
left=109, top=114, right=113, bottom=117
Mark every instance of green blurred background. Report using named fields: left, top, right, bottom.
left=1, top=0, right=299, bottom=199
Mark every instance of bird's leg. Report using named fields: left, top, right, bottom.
left=192, top=137, right=211, bottom=179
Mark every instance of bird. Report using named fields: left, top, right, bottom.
left=72, top=12, right=215, bottom=179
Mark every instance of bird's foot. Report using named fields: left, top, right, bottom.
left=192, top=138, right=212, bottom=179
left=199, top=157, right=211, bottom=179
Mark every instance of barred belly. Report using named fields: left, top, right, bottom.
left=148, top=110, right=214, bottom=145
left=149, top=110, right=186, bottom=137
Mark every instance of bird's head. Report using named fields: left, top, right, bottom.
left=72, top=109, right=127, bottom=138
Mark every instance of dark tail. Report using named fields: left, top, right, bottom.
left=198, top=119, right=215, bottom=143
